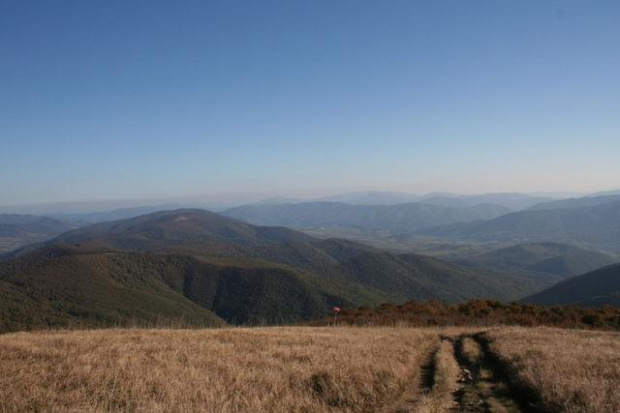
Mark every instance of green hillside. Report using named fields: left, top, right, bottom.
left=51, top=209, right=540, bottom=300
left=523, top=264, right=620, bottom=307
left=0, top=209, right=548, bottom=332
left=0, top=248, right=224, bottom=332
left=0, top=246, right=393, bottom=332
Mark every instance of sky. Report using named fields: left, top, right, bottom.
left=1, top=0, right=619, bottom=207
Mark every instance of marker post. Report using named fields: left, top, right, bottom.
left=332, top=306, right=341, bottom=325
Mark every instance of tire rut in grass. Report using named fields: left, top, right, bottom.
left=419, top=344, right=439, bottom=394
left=383, top=332, right=538, bottom=413
left=472, top=333, right=548, bottom=413
left=449, top=333, right=534, bottom=413
left=413, top=337, right=460, bottom=413
left=381, top=343, right=439, bottom=413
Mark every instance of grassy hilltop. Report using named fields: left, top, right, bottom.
left=1, top=326, right=618, bottom=412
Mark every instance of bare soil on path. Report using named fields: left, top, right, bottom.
left=384, top=331, right=545, bottom=413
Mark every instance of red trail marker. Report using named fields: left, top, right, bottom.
left=332, top=306, right=341, bottom=325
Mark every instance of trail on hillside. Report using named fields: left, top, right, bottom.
left=450, top=335, right=515, bottom=412
left=383, top=332, right=543, bottom=413
left=381, top=343, right=439, bottom=413
left=383, top=337, right=460, bottom=413
left=448, top=333, right=547, bottom=413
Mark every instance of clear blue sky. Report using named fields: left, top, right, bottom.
left=1, top=0, right=619, bottom=206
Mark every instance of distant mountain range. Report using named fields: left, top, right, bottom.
left=0, top=209, right=548, bottom=332
left=525, top=194, right=620, bottom=211
left=262, top=191, right=558, bottom=210
left=416, top=193, right=557, bottom=210
left=222, top=202, right=512, bottom=233
left=48, top=205, right=184, bottom=225
left=0, top=214, right=73, bottom=237
left=314, top=191, right=422, bottom=205
left=524, top=264, right=620, bottom=307
left=0, top=214, right=75, bottom=254
left=0, top=192, right=591, bottom=257
left=417, top=198, right=620, bottom=252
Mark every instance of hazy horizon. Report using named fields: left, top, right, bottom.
left=2, top=1, right=619, bottom=206
left=0, top=184, right=617, bottom=213
left=0, top=186, right=615, bottom=215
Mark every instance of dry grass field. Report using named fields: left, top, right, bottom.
left=415, top=340, right=460, bottom=413
left=0, top=327, right=438, bottom=413
left=1, top=326, right=619, bottom=412
left=487, top=327, right=620, bottom=413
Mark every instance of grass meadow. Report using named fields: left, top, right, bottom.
left=0, top=326, right=619, bottom=412
left=487, top=327, right=620, bottom=413
left=0, top=327, right=437, bottom=412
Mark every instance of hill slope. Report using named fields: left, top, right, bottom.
left=523, top=264, right=620, bottom=307
left=0, top=246, right=381, bottom=331
left=0, top=209, right=544, bottom=331
left=53, top=208, right=315, bottom=248
left=47, top=209, right=538, bottom=301
left=0, top=248, right=225, bottom=331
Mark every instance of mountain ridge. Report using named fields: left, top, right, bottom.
left=0, top=209, right=547, bottom=331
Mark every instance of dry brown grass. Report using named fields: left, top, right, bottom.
left=3, top=326, right=619, bottom=413
left=417, top=339, right=460, bottom=413
left=0, top=327, right=437, bottom=413
left=461, top=337, right=482, bottom=365
left=487, top=327, right=620, bottom=413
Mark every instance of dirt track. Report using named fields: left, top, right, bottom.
left=385, top=331, right=543, bottom=413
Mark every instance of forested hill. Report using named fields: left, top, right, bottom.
left=0, top=209, right=546, bottom=332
